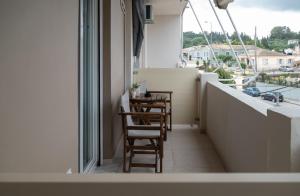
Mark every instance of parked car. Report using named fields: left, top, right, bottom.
left=279, top=66, right=294, bottom=72
left=261, top=92, right=284, bottom=102
left=243, top=87, right=261, bottom=97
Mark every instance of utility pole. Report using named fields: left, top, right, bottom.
left=255, top=26, right=258, bottom=72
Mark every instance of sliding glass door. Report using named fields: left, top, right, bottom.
left=80, top=0, right=99, bottom=173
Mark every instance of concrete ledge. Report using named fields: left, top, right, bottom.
left=1, top=174, right=300, bottom=196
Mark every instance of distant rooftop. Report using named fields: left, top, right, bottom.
left=183, top=44, right=256, bottom=52
left=240, top=48, right=287, bottom=57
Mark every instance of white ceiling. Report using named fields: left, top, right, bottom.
left=148, top=0, right=188, bottom=16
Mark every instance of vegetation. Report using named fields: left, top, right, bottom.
left=198, top=64, right=235, bottom=84
left=183, top=26, right=300, bottom=52
left=258, top=73, right=300, bottom=88
left=132, top=82, right=140, bottom=90
left=216, top=55, right=236, bottom=66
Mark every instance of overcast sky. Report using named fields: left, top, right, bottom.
left=183, top=0, right=300, bottom=38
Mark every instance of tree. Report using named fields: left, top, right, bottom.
left=260, top=37, right=270, bottom=49
left=270, top=26, right=292, bottom=40
left=240, top=62, right=247, bottom=70
left=191, top=37, right=206, bottom=46
left=269, top=39, right=288, bottom=52
left=217, top=55, right=234, bottom=64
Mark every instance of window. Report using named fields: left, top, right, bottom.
left=80, top=0, right=99, bottom=173
left=288, top=59, right=292, bottom=64
left=278, top=59, right=283, bottom=65
left=263, top=59, right=268, bottom=65
left=226, top=52, right=230, bottom=56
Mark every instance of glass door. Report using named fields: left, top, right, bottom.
left=80, top=0, right=99, bottom=173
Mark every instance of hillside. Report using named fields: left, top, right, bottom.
left=183, top=26, right=300, bottom=52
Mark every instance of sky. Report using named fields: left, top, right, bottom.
left=183, top=0, right=300, bottom=38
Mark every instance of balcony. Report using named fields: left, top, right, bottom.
left=96, top=127, right=225, bottom=173
left=96, top=68, right=300, bottom=173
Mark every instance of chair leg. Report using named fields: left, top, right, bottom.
left=160, top=152, right=163, bottom=173
left=123, top=138, right=127, bottom=172
left=169, top=110, right=172, bottom=131
left=164, top=116, right=167, bottom=141
left=123, top=147, right=126, bottom=172
left=129, top=149, right=133, bottom=173
left=128, top=139, right=135, bottom=173
left=155, top=149, right=158, bottom=173
left=159, top=139, right=163, bottom=173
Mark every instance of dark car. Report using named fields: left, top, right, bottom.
left=261, top=92, right=284, bottom=102
left=243, top=87, right=261, bottom=97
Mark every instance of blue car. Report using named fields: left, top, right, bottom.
left=243, top=87, right=261, bottom=97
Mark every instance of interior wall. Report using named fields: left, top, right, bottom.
left=103, top=0, right=128, bottom=159
left=110, top=0, right=126, bottom=157
left=146, top=15, right=181, bottom=68
left=0, top=0, right=79, bottom=172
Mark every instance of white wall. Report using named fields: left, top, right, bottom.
left=244, top=56, right=295, bottom=72
left=201, top=74, right=300, bottom=172
left=110, top=0, right=126, bottom=154
left=0, top=0, right=79, bottom=172
left=146, top=15, right=181, bottom=68
left=206, top=81, right=269, bottom=172
left=134, top=68, right=199, bottom=124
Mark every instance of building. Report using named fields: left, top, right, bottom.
left=183, top=44, right=256, bottom=61
left=288, top=39, right=300, bottom=46
left=239, top=48, right=298, bottom=72
left=1, top=0, right=300, bottom=195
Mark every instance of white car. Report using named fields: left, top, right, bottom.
left=279, top=66, right=294, bottom=72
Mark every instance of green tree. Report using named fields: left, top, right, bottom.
left=270, top=26, right=292, bottom=40
left=191, top=37, right=206, bottom=46
left=260, top=37, right=270, bottom=49
left=217, top=55, right=234, bottom=64
left=240, top=62, right=247, bottom=70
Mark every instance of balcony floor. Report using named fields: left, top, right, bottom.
left=95, top=126, right=226, bottom=173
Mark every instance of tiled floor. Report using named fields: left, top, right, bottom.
left=95, top=126, right=226, bottom=173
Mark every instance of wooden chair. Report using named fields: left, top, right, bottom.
left=138, top=81, right=173, bottom=131
left=147, top=91, right=173, bottom=131
left=119, top=91, right=165, bottom=173
left=130, top=95, right=168, bottom=141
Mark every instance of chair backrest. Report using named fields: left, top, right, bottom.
left=121, top=91, right=134, bottom=126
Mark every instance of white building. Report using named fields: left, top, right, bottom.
left=183, top=44, right=256, bottom=62
left=239, top=48, right=298, bottom=72
left=288, top=39, right=299, bottom=46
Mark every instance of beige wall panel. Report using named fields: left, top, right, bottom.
left=0, top=0, right=79, bottom=172
left=146, top=15, right=181, bottom=68
left=135, top=68, right=199, bottom=124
